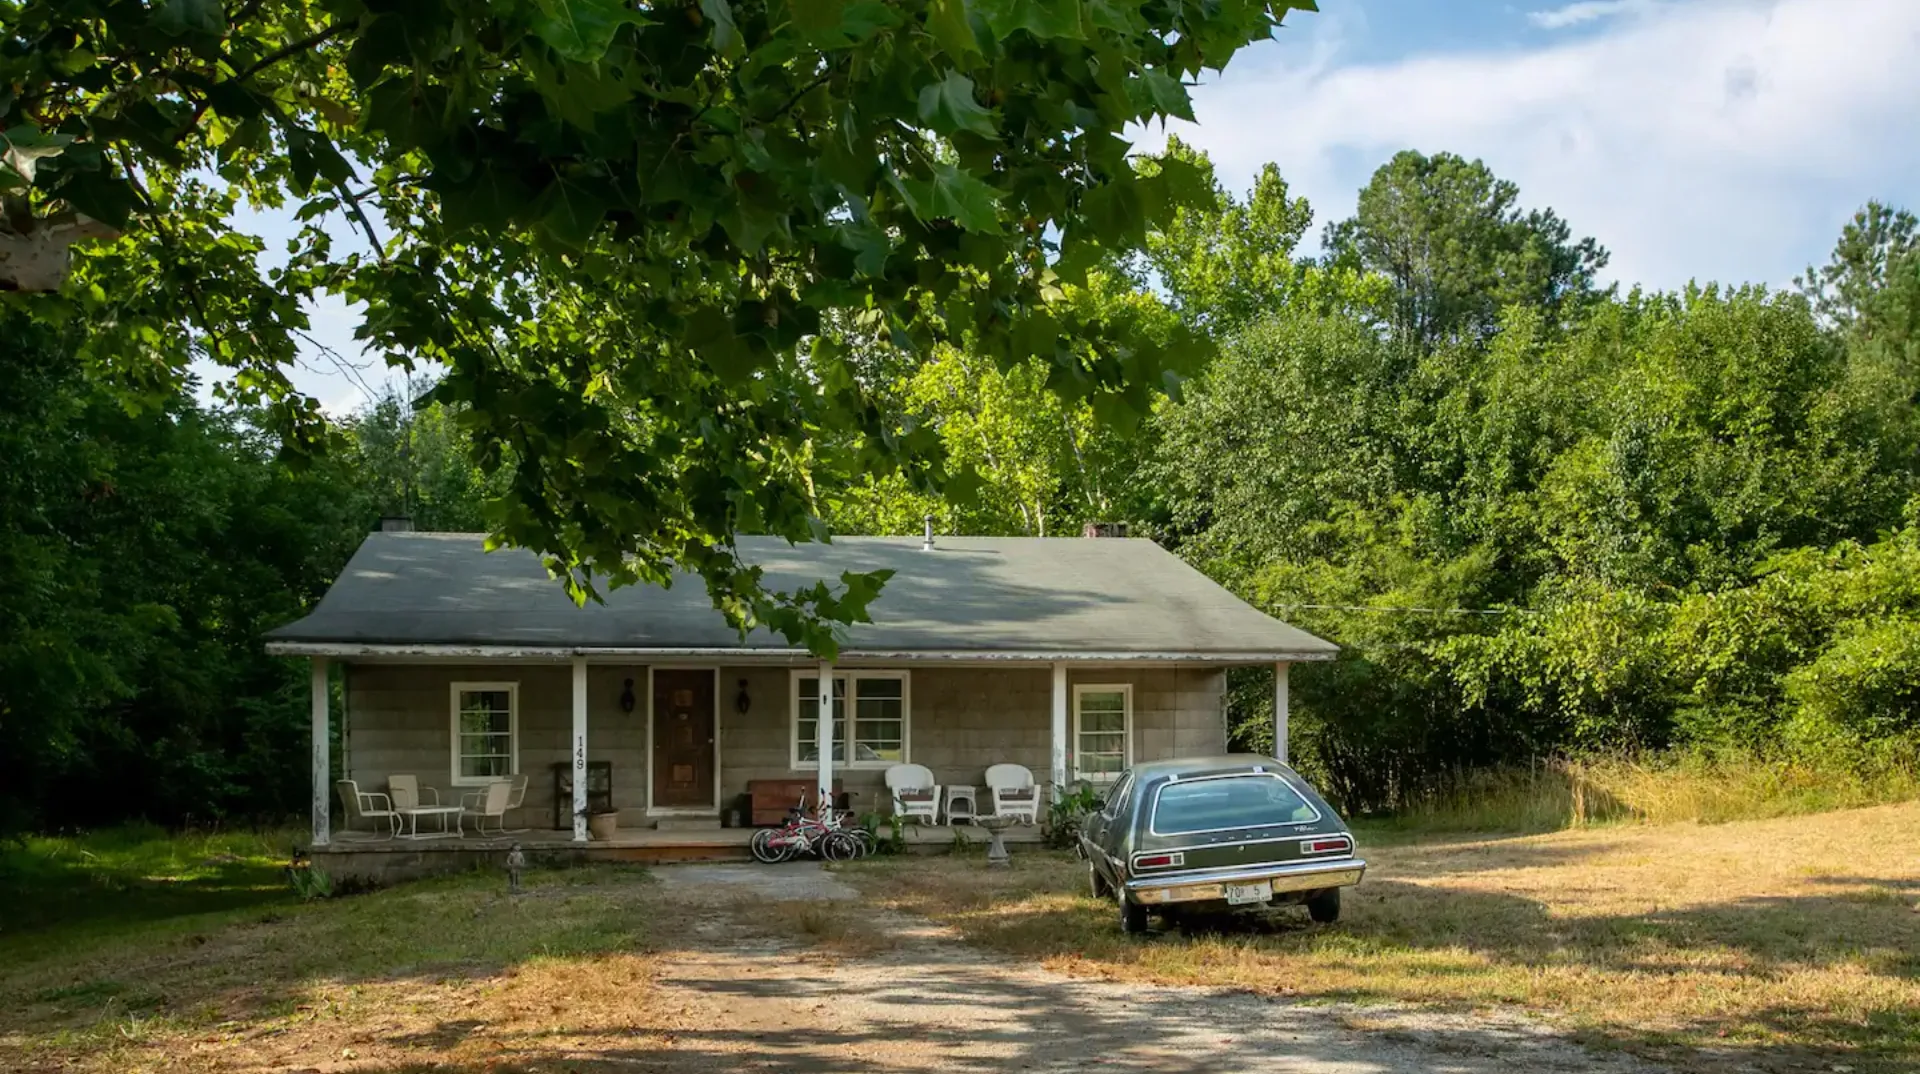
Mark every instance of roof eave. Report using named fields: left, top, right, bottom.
left=263, top=640, right=1339, bottom=664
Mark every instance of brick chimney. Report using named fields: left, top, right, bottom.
left=1081, top=522, right=1129, bottom=538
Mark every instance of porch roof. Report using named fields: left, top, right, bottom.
left=264, top=532, right=1337, bottom=663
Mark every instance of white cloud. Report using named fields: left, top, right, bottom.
left=1158, top=0, right=1920, bottom=292
left=1528, top=0, right=1658, bottom=31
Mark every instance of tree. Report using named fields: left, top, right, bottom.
left=1139, top=136, right=1311, bottom=332
left=344, top=385, right=510, bottom=533
left=0, top=310, right=365, bottom=831
left=1797, top=201, right=1920, bottom=335
left=2, top=0, right=1309, bottom=651
left=1323, top=150, right=1609, bottom=352
left=833, top=267, right=1176, bottom=536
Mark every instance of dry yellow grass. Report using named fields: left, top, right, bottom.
left=0, top=866, right=683, bottom=1073
left=843, top=801, right=1920, bottom=1073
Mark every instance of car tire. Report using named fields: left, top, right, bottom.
left=1306, top=887, right=1341, bottom=924
left=1118, top=890, right=1150, bottom=935
left=1088, top=860, right=1112, bottom=900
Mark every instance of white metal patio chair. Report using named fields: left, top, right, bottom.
left=336, top=779, right=398, bottom=838
left=387, top=773, right=440, bottom=811
left=885, top=763, right=941, bottom=824
left=460, top=779, right=516, bottom=837
left=985, top=763, right=1041, bottom=824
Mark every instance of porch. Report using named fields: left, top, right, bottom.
left=307, top=822, right=1050, bottom=884
left=303, top=655, right=1293, bottom=848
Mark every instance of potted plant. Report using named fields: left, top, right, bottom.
left=587, top=809, right=619, bottom=841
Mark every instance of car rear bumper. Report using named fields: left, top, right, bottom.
left=1126, top=857, right=1367, bottom=905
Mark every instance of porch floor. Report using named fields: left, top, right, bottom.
left=312, top=821, right=1045, bottom=854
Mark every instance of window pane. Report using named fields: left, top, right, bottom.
left=798, top=676, right=854, bottom=763
left=855, top=677, right=901, bottom=700
left=456, top=689, right=513, bottom=779
left=1081, top=710, right=1125, bottom=734
left=460, top=754, right=510, bottom=778
left=1080, top=731, right=1124, bottom=753
left=1080, top=752, right=1125, bottom=776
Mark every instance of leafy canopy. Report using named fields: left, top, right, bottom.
left=1, top=0, right=1316, bottom=652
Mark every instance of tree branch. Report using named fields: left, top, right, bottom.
left=176, top=22, right=352, bottom=142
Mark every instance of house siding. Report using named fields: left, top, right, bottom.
left=341, top=662, right=1227, bottom=830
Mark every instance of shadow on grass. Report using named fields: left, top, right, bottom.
left=0, top=828, right=298, bottom=948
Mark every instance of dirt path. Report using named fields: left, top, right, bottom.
left=640, top=863, right=1668, bottom=1074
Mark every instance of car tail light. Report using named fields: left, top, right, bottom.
left=1301, top=835, right=1352, bottom=855
left=1131, top=851, right=1185, bottom=869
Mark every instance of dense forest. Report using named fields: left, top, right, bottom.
left=4, top=144, right=1917, bottom=828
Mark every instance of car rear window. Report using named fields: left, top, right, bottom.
left=1150, top=775, right=1320, bottom=835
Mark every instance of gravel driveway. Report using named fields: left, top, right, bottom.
left=642, top=863, right=1669, bottom=1074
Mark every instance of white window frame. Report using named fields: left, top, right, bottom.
left=1073, top=683, right=1133, bottom=783
left=789, top=669, right=911, bottom=771
left=449, top=681, right=519, bottom=787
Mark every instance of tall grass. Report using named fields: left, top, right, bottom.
left=1374, top=751, right=1920, bottom=834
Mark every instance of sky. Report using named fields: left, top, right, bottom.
left=257, top=0, right=1920, bottom=415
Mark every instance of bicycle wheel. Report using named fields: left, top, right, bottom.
left=848, top=827, right=877, bottom=857
left=820, top=830, right=859, bottom=862
left=750, top=827, right=786, bottom=864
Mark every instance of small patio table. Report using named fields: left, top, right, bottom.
left=397, top=805, right=464, bottom=840
left=942, top=785, right=978, bottom=824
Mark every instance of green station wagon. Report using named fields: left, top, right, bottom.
left=1080, top=755, right=1367, bottom=933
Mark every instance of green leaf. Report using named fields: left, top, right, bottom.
left=56, top=170, right=138, bottom=228
left=1130, top=69, right=1195, bottom=122
left=531, top=0, right=653, bottom=63
left=916, top=73, right=996, bottom=139
left=699, top=0, right=741, bottom=55
left=535, top=176, right=608, bottom=250
left=284, top=127, right=354, bottom=197
left=686, top=307, right=763, bottom=383
left=925, top=0, right=980, bottom=60
left=436, top=162, right=534, bottom=231
left=792, top=0, right=848, bottom=38
left=792, top=0, right=902, bottom=45
left=976, top=0, right=1085, bottom=40
left=153, top=0, right=225, bottom=37
left=891, top=162, right=1001, bottom=233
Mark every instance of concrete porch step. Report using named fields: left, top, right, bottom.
left=653, top=817, right=723, bottom=831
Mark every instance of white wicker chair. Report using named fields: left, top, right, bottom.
left=884, top=763, right=941, bottom=824
left=984, top=763, right=1041, bottom=824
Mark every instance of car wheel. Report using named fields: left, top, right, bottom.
left=1306, top=887, right=1342, bottom=924
left=1118, top=890, right=1150, bottom=935
left=1088, top=860, right=1112, bottom=899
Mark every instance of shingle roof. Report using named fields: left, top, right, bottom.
left=263, top=532, right=1337, bottom=661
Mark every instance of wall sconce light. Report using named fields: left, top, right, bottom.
left=735, top=678, right=751, bottom=714
left=618, top=678, right=636, bottom=714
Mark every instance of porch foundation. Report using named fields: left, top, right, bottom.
left=306, top=824, right=1048, bottom=887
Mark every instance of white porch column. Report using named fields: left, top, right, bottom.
left=817, top=661, right=835, bottom=814
left=572, top=657, right=588, bottom=843
left=1273, top=661, right=1291, bottom=765
left=1050, top=662, right=1069, bottom=796
left=310, top=657, right=330, bottom=847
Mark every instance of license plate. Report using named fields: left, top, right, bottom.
left=1225, top=881, right=1272, bottom=906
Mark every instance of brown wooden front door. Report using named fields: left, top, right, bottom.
left=652, top=670, right=716, bottom=809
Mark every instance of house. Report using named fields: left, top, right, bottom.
left=267, top=528, right=1337, bottom=848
